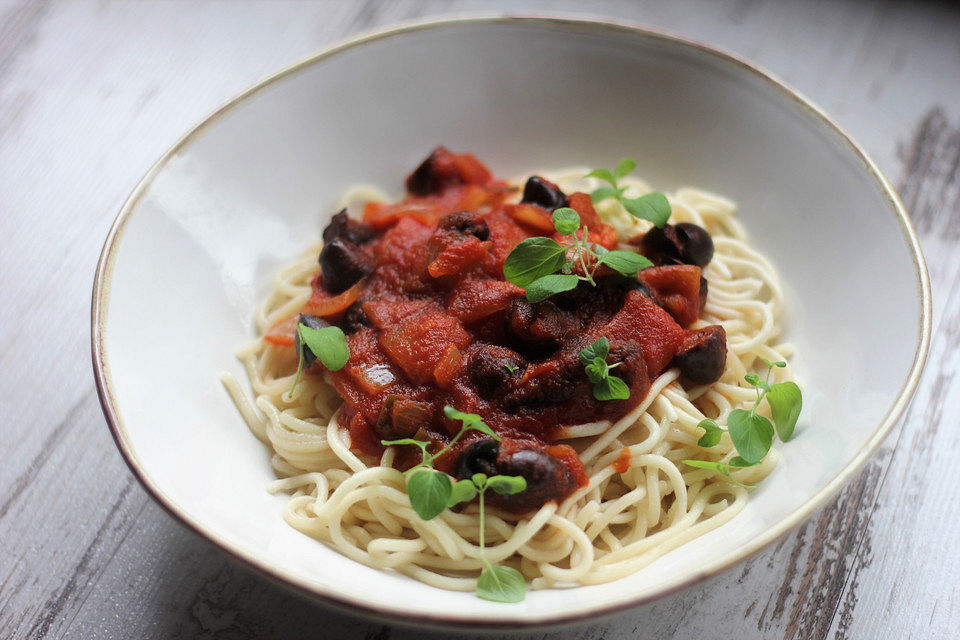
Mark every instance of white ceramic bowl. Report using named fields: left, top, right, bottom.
left=92, top=16, right=930, bottom=630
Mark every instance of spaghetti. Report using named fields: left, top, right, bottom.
left=222, top=163, right=795, bottom=591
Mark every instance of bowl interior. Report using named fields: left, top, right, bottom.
left=99, top=18, right=926, bottom=626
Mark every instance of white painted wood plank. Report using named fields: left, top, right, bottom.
left=0, top=1, right=957, bottom=638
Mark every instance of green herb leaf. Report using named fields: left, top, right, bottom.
left=591, top=186, right=619, bottom=203
left=524, top=274, right=580, bottom=303
left=486, top=475, right=527, bottom=496
left=593, top=375, right=630, bottom=401
left=697, top=418, right=724, bottom=447
left=406, top=468, right=452, bottom=520
left=298, top=324, right=350, bottom=371
left=726, top=409, right=774, bottom=465
left=477, top=565, right=526, bottom=603
left=623, top=192, right=671, bottom=228
left=503, top=363, right=519, bottom=374
left=762, top=357, right=787, bottom=369
left=552, top=208, right=581, bottom=236
left=597, top=250, right=653, bottom=277
left=447, top=479, right=479, bottom=507
left=729, top=456, right=759, bottom=468
left=579, top=337, right=610, bottom=365
left=766, top=381, right=802, bottom=441
left=585, top=357, right=607, bottom=384
left=502, top=237, right=567, bottom=288
left=471, top=472, right=488, bottom=487
left=614, top=157, right=637, bottom=178
left=585, top=168, right=616, bottom=187
left=744, top=373, right=771, bottom=393
left=443, top=406, right=498, bottom=439
left=381, top=438, right=429, bottom=454
left=681, top=459, right=755, bottom=488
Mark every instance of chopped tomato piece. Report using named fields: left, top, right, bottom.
left=433, top=343, right=463, bottom=388
left=507, top=203, right=555, bottom=233
left=303, top=280, right=365, bottom=317
left=637, top=265, right=702, bottom=326
left=448, top=279, right=524, bottom=323
left=263, top=315, right=298, bottom=347
left=427, top=236, right=490, bottom=278
left=599, top=290, right=684, bottom=377
left=363, top=299, right=430, bottom=329
left=483, top=208, right=534, bottom=269
left=379, top=307, right=471, bottom=384
left=545, top=444, right=589, bottom=488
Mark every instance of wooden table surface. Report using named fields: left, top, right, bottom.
left=2, top=1, right=958, bottom=638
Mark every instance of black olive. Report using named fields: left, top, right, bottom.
left=294, top=314, right=330, bottom=367
left=322, top=209, right=376, bottom=246
left=456, top=438, right=499, bottom=479
left=437, top=210, right=489, bottom=241
left=698, top=275, right=708, bottom=313
left=638, top=223, right=714, bottom=267
left=493, top=448, right=577, bottom=513
left=406, top=149, right=444, bottom=196
left=674, top=223, right=714, bottom=267
left=319, top=238, right=374, bottom=294
left=674, top=325, right=727, bottom=385
left=466, top=345, right=525, bottom=398
left=520, top=176, right=569, bottom=211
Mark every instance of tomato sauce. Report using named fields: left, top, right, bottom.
left=278, top=147, right=719, bottom=509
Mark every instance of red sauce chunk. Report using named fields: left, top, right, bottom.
left=291, top=147, right=726, bottom=512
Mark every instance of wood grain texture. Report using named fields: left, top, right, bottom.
left=0, top=0, right=957, bottom=638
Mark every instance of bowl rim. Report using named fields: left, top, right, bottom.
left=90, top=14, right=932, bottom=630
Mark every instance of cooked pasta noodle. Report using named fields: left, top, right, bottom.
left=222, top=169, right=795, bottom=590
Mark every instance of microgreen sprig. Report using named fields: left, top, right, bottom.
left=446, top=472, right=527, bottom=603
left=579, top=337, right=630, bottom=402
left=588, top=158, right=672, bottom=228
left=382, top=408, right=528, bottom=602
left=288, top=321, right=350, bottom=396
left=682, top=358, right=802, bottom=486
left=381, top=406, right=498, bottom=520
left=503, top=207, right=652, bottom=303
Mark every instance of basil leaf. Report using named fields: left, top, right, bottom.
left=585, top=168, right=616, bottom=187
left=486, top=475, right=527, bottom=496
left=591, top=186, right=618, bottom=203
left=744, top=373, right=771, bottom=392
left=443, top=406, right=498, bottom=439
left=298, top=324, right=349, bottom=371
left=447, top=479, right=479, bottom=507
left=697, top=418, right=724, bottom=447
left=593, top=375, right=630, bottom=401
left=597, top=250, right=653, bottom=277
left=552, top=208, right=580, bottom=235
left=502, top=237, right=567, bottom=287
left=726, top=409, right=774, bottom=465
left=623, top=192, right=671, bottom=228
left=525, top=274, right=579, bottom=303
left=406, top=468, right=452, bottom=520
left=766, top=381, right=802, bottom=441
left=471, top=472, right=488, bottom=487
left=579, top=336, right=610, bottom=364
left=614, top=157, right=636, bottom=178
left=477, top=565, right=526, bottom=603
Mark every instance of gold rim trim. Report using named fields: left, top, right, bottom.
left=91, top=14, right=932, bottom=630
